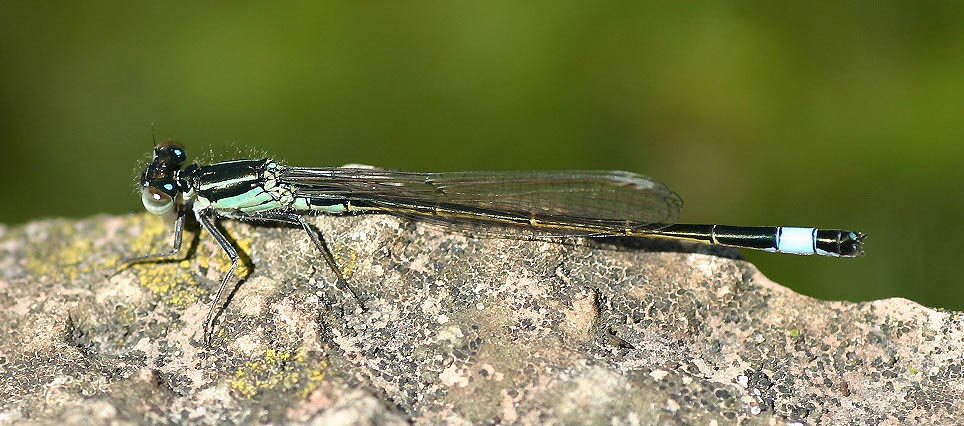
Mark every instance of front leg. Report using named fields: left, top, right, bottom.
left=111, top=208, right=189, bottom=276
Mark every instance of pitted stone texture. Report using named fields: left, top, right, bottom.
left=0, top=215, right=959, bottom=424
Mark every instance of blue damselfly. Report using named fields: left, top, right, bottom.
left=116, top=142, right=865, bottom=343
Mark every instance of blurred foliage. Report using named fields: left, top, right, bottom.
left=1, top=2, right=962, bottom=309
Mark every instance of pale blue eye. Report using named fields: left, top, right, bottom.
left=141, top=187, right=174, bottom=215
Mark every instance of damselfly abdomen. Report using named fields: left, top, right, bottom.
left=116, top=142, right=865, bottom=344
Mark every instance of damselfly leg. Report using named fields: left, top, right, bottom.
left=194, top=210, right=242, bottom=343
left=220, top=211, right=364, bottom=297
left=202, top=210, right=364, bottom=344
left=111, top=208, right=188, bottom=275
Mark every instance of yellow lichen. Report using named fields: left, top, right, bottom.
left=229, top=348, right=328, bottom=399
left=331, top=245, right=358, bottom=278
left=125, top=214, right=184, bottom=262
left=196, top=231, right=253, bottom=280
left=115, top=305, right=138, bottom=325
left=25, top=221, right=114, bottom=281
left=124, top=215, right=261, bottom=307
left=135, top=261, right=205, bottom=307
left=120, top=215, right=206, bottom=307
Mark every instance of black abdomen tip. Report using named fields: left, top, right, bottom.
left=816, top=230, right=867, bottom=257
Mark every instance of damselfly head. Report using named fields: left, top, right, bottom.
left=140, top=141, right=189, bottom=215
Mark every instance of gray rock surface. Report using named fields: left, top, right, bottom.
left=0, top=214, right=961, bottom=425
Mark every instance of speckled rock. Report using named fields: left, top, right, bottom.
left=0, top=214, right=961, bottom=425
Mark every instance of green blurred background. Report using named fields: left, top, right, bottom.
left=1, top=2, right=962, bottom=309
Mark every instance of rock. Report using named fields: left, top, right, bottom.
left=0, top=214, right=960, bottom=424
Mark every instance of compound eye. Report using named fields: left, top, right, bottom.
left=154, top=141, right=187, bottom=166
left=141, top=186, right=175, bottom=215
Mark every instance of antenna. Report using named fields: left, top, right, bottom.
left=151, top=123, right=157, bottom=147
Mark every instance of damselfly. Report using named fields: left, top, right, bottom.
left=116, top=142, right=866, bottom=343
